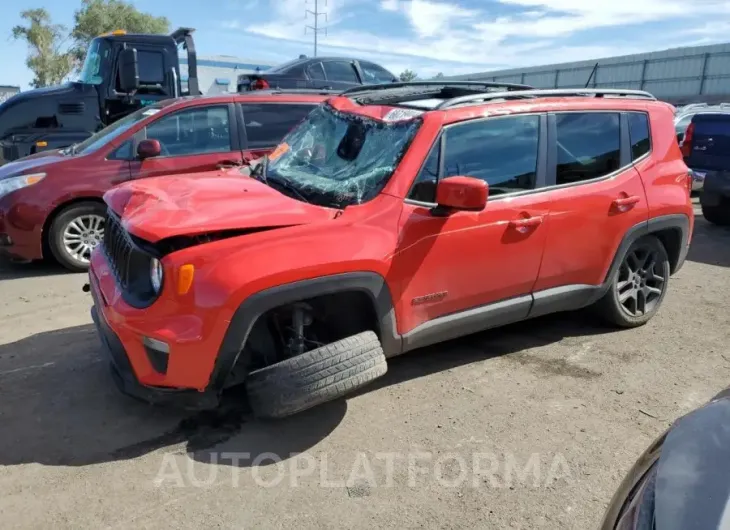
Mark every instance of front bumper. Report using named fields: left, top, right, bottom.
left=88, top=266, right=222, bottom=410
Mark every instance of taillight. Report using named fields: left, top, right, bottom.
left=250, top=78, right=270, bottom=90
left=680, top=122, right=694, bottom=157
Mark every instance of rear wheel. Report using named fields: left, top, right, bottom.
left=245, top=331, right=387, bottom=419
left=48, top=202, right=106, bottom=272
left=595, top=235, right=670, bottom=328
left=701, top=205, right=730, bottom=226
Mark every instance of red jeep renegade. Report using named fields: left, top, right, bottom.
left=87, top=82, right=694, bottom=418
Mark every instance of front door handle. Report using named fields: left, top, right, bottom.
left=509, top=216, right=544, bottom=233
left=612, top=195, right=641, bottom=211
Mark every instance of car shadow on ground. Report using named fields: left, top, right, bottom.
left=686, top=216, right=730, bottom=268
left=0, top=311, right=614, bottom=468
left=0, top=258, right=70, bottom=281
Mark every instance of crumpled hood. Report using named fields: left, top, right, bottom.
left=104, top=173, right=337, bottom=243
left=0, top=151, right=64, bottom=179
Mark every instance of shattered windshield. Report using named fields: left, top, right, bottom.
left=263, top=104, right=422, bottom=207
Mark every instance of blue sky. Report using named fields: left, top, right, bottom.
left=3, top=0, right=730, bottom=88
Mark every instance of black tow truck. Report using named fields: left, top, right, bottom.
left=0, top=28, right=201, bottom=164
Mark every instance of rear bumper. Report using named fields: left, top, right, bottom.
left=89, top=274, right=222, bottom=410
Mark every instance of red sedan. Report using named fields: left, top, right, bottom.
left=0, top=90, right=328, bottom=271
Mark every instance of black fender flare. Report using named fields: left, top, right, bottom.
left=594, top=213, right=691, bottom=304
left=206, top=271, right=401, bottom=392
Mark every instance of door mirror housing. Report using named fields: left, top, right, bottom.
left=137, top=139, right=161, bottom=159
left=118, top=48, right=140, bottom=94
left=434, top=176, right=488, bottom=213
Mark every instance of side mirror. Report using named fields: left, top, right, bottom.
left=118, top=48, right=140, bottom=94
left=435, top=176, right=488, bottom=213
left=137, top=139, right=161, bottom=159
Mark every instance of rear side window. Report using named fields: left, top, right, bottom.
left=359, top=61, right=396, bottom=84
left=628, top=112, right=651, bottom=161
left=555, top=112, right=620, bottom=185
left=241, top=103, right=315, bottom=148
left=322, top=61, right=359, bottom=83
left=307, top=62, right=326, bottom=81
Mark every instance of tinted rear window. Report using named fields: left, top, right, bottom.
left=692, top=115, right=730, bottom=135
left=241, top=103, right=315, bottom=148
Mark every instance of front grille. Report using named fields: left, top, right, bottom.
left=102, top=209, right=158, bottom=307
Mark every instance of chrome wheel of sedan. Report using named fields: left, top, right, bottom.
left=62, top=214, right=105, bottom=264
left=49, top=202, right=107, bottom=272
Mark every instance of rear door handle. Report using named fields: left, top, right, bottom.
left=612, top=196, right=641, bottom=211
left=509, top=216, right=544, bottom=233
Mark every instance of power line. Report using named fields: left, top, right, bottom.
left=305, top=0, right=327, bottom=57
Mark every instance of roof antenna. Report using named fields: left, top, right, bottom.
left=585, top=63, right=598, bottom=88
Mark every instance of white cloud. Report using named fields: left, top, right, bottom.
left=379, top=0, right=400, bottom=11
left=229, top=0, right=730, bottom=76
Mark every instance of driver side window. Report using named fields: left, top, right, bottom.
left=407, top=115, right=540, bottom=202
left=144, top=105, right=232, bottom=157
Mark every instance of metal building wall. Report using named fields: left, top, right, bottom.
left=179, top=56, right=273, bottom=93
left=446, top=43, right=730, bottom=104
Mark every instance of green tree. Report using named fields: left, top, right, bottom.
left=434, top=72, right=444, bottom=79
left=399, top=69, right=417, bottom=82
left=70, top=0, right=169, bottom=66
left=12, top=9, right=74, bottom=88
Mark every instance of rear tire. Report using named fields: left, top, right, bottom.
left=594, top=235, right=670, bottom=328
left=245, top=331, right=387, bottom=419
left=701, top=205, right=730, bottom=226
left=48, top=202, right=106, bottom=272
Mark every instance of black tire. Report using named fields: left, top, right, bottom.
left=594, top=235, right=670, bottom=328
left=48, top=202, right=106, bottom=272
left=701, top=205, right=730, bottom=226
left=245, top=331, right=387, bottom=419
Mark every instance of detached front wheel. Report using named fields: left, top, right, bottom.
left=48, top=202, right=106, bottom=272
left=245, top=331, right=387, bottom=419
left=595, top=235, right=670, bottom=328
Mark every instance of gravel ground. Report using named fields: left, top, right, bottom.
left=1, top=199, right=729, bottom=530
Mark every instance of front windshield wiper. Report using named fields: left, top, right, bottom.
left=267, top=175, right=312, bottom=204
left=246, top=156, right=268, bottom=184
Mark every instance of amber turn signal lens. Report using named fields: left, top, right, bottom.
left=177, top=264, right=195, bottom=295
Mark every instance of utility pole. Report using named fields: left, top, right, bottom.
left=305, top=0, right=327, bottom=57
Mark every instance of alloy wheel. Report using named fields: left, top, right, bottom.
left=62, top=214, right=105, bottom=265
left=616, top=246, right=666, bottom=317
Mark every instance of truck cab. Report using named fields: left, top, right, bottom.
left=0, top=28, right=199, bottom=164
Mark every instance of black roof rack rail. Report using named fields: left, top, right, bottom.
left=241, top=88, right=343, bottom=96
left=340, top=80, right=534, bottom=96
left=437, top=88, right=656, bottom=110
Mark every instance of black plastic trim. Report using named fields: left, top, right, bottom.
left=206, top=272, right=401, bottom=392
left=619, top=112, right=632, bottom=168
left=228, top=102, right=242, bottom=151
left=401, top=295, right=532, bottom=353
left=529, top=284, right=601, bottom=319
left=647, top=213, right=691, bottom=274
